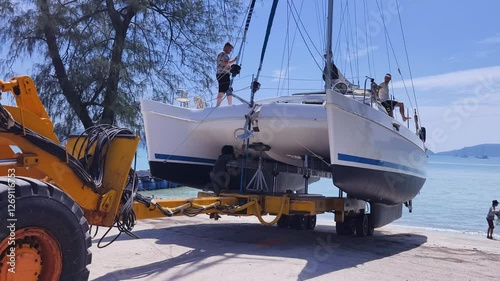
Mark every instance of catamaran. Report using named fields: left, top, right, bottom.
left=141, top=0, right=428, bottom=227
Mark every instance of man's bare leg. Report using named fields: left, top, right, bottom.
left=216, top=92, right=224, bottom=107
left=397, top=102, right=411, bottom=121
left=227, top=95, right=233, bottom=106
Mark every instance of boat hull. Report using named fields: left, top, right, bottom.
left=141, top=99, right=326, bottom=192
left=326, top=89, right=427, bottom=205
left=142, top=91, right=427, bottom=204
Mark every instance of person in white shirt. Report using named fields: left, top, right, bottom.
left=486, top=199, right=499, bottom=239
left=377, top=73, right=411, bottom=121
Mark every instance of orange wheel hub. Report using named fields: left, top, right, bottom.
left=0, top=227, right=62, bottom=281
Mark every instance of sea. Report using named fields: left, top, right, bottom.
left=134, top=150, right=500, bottom=237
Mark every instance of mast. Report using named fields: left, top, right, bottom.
left=325, top=0, right=334, bottom=90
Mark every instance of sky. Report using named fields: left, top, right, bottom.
left=2, top=0, right=499, bottom=153
left=221, top=0, right=500, bottom=153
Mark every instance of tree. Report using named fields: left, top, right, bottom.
left=0, top=0, right=243, bottom=138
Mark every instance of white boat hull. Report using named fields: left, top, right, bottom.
left=325, top=90, right=427, bottom=205
left=141, top=91, right=427, bottom=204
left=141, top=99, right=326, bottom=192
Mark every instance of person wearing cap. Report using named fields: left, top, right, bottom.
left=486, top=199, right=499, bottom=239
left=216, top=42, right=238, bottom=106
left=376, top=73, right=411, bottom=121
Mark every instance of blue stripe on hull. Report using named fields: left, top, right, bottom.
left=337, top=153, right=425, bottom=177
left=154, top=153, right=216, bottom=165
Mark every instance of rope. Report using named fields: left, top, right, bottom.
left=252, top=195, right=289, bottom=226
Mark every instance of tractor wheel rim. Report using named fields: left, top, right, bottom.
left=0, top=227, right=62, bottom=281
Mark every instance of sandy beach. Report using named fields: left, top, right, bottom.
left=88, top=215, right=500, bottom=281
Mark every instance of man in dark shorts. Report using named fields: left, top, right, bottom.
left=216, top=42, right=238, bottom=106
left=377, top=73, right=411, bottom=121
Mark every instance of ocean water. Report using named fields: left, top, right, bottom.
left=135, top=152, right=500, bottom=236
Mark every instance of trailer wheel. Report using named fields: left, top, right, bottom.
left=347, top=219, right=356, bottom=235
left=339, top=217, right=356, bottom=235
left=366, top=214, right=375, bottom=236
left=0, top=177, right=91, bottom=281
left=277, top=215, right=289, bottom=228
left=305, top=215, right=316, bottom=230
left=336, top=222, right=346, bottom=235
left=356, top=214, right=369, bottom=237
left=292, top=215, right=307, bottom=230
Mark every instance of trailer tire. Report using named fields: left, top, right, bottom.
left=277, top=215, right=289, bottom=228
left=356, top=214, right=369, bottom=237
left=276, top=215, right=291, bottom=228
left=305, top=215, right=316, bottom=230
left=336, top=222, right=346, bottom=235
left=292, top=215, right=307, bottom=230
left=0, top=177, right=91, bottom=281
left=367, top=214, right=375, bottom=236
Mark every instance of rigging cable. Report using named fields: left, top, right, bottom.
left=275, top=0, right=292, bottom=97
left=363, top=0, right=376, bottom=77
left=228, top=0, right=257, bottom=99
left=344, top=1, right=356, bottom=83
left=376, top=0, right=393, bottom=84
left=396, top=0, right=422, bottom=125
left=375, top=0, right=415, bottom=111
left=285, top=1, right=324, bottom=82
left=158, top=1, right=257, bottom=163
left=353, top=0, right=360, bottom=86
left=250, top=0, right=280, bottom=106
left=276, top=0, right=306, bottom=97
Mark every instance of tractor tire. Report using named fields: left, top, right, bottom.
left=0, top=176, right=91, bottom=281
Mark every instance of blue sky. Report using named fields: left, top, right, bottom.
left=2, top=1, right=499, bottom=153
left=223, top=0, right=500, bottom=153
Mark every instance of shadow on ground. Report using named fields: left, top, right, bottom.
left=92, top=218, right=427, bottom=281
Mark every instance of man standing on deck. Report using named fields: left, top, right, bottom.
left=377, top=73, right=411, bottom=121
left=216, top=42, right=238, bottom=106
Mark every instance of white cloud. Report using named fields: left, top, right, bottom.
left=392, top=66, right=500, bottom=91
left=389, top=67, right=500, bottom=152
left=478, top=34, right=500, bottom=45
left=345, top=46, right=378, bottom=62
left=419, top=104, right=500, bottom=152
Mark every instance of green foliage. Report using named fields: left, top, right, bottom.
left=0, top=0, right=243, bottom=139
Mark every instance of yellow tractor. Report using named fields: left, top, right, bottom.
left=0, top=76, right=143, bottom=280
left=0, top=76, right=368, bottom=281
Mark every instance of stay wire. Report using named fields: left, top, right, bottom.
left=286, top=1, right=323, bottom=75
left=375, top=0, right=415, bottom=110
left=162, top=2, right=258, bottom=161
left=396, top=0, right=421, bottom=124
